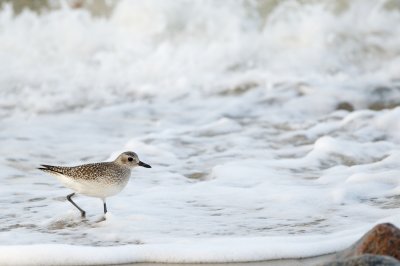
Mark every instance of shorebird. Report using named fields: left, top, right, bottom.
left=39, top=151, right=151, bottom=217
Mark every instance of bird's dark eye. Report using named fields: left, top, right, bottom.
left=128, top=157, right=133, bottom=162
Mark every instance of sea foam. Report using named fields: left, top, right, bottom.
left=1, top=0, right=400, bottom=265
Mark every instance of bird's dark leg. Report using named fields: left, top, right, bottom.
left=66, top=193, right=86, bottom=217
left=103, top=200, right=107, bottom=215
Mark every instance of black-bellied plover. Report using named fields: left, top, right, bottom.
left=39, top=151, right=151, bottom=217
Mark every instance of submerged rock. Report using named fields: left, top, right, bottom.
left=336, top=102, right=354, bottom=112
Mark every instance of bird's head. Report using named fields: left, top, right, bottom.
left=114, top=151, right=151, bottom=169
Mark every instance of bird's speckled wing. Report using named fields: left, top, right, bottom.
left=39, top=162, right=122, bottom=180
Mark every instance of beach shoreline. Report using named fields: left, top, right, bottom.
left=120, top=254, right=336, bottom=266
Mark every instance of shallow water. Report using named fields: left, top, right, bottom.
left=1, top=0, right=400, bottom=265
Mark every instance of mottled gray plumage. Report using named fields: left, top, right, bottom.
left=39, top=151, right=151, bottom=217
left=40, top=162, right=131, bottom=183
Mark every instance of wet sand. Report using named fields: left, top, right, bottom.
left=120, top=254, right=336, bottom=266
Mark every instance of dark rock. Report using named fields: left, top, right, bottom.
left=219, top=81, right=259, bottom=96
left=368, top=85, right=400, bottom=110
left=320, top=223, right=400, bottom=266
left=337, top=223, right=400, bottom=260
left=336, top=102, right=354, bottom=112
left=321, top=254, right=400, bottom=266
left=368, top=102, right=400, bottom=111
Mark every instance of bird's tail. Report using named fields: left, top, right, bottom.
left=38, top=164, right=64, bottom=175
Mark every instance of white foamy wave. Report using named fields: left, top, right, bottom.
left=0, top=0, right=400, bottom=116
left=0, top=231, right=362, bottom=265
left=2, top=1, right=400, bottom=265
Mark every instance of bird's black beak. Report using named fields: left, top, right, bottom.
left=138, top=161, right=151, bottom=168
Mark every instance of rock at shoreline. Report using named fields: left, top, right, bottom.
left=320, top=223, right=400, bottom=266
left=338, top=223, right=400, bottom=260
